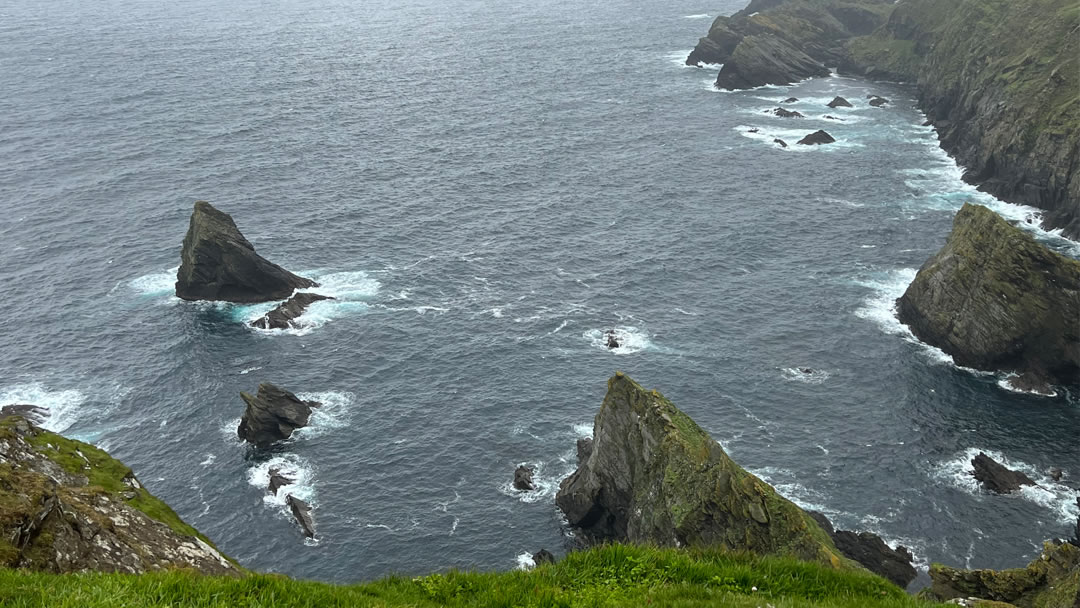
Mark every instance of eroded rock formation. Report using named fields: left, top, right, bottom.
left=971, top=453, right=1036, bottom=495
left=251, top=292, right=334, bottom=330
left=798, top=130, right=836, bottom=145
left=925, top=541, right=1079, bottom=607
left=237, top=383, right=319, bottom=448
left=809, top=512, right=917, bottom=588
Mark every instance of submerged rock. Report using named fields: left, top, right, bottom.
left=926, top=541, right=1079, bottom=607
left=513, top=465, right=536, bottom=491
left=774, top=138, right=789, bottom=148
left=797, top=130, right=836, bottom=145
left=0, top=416, right=238, bottom=575
left=532, top=549, right=556, bottom=565
left=771, top=107, right=804, bottom=118
left=556, top=373, right=849, bottom=566
left=868, top=96, right=889, bottom=107
left=971, top=452, right=1036, bottom=494
left=782, top=97, right=800, bottom=103
left=827, top=96, right=853, bottom=108
left=824, top=115, right=844, bottom=121
left=251, top=292, right=334, bottom=330
left=286, top=495, right=316, bottom=538
left=896, top=204, right=1080, bottom=391
left=237, top=383, right=319, bottom=448
left=809, top=512, right=917, bottom=588
left=175, top=201, right=316, bottom=303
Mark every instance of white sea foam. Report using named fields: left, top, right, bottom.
left=931, top=447, right=1080, bottom=525
left=734, top=124, right=864, bottom=151
left=293, top=391, right=356, bottom=438
left=499, top=459, right=577, bottom=504
left=583, top=326, right=654, bottom=354
left=573, top=422, right=593, bottom=439
left=515, top=552, right=536, bottom=570
left=0, top=383, right=87, bottom=434
left=996, top=375, right=1059, bottom=398
left=781, top=367, right=831, bottom=385
left=127, top=267, right=180, bottom=302
left=682, top=14, right=712, bottom=19
left=239, top=366, right=262, bottom=375
left=240, top=269, right=379, bottom=335
left=246, top=454, right=316, bottom=510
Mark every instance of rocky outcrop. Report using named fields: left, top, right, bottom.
left=237, top=383, right=319, bottom=448
left=774, top=138, right=789, bottom=148
left=251, top=292, right=334, bottom=330
left=286, top=495, right=315, bottom=538
left=868, top=95, right=888, bottom=107
left=513, top=465, right=536, bottom=491
left=556, top=373, right=849, bottom=566
left=971, top=453, right=1036, bottom=494
left=809, top=512, right=917, bottom=588
left=576, top=438, right=593, bottom=463
left=896, top=204, right=1080, bottom=392
left=0, top=416, right=238, bottom=575
left=605, top=331, right=620, bottom=349
left=268, top=468, right=294, bottom=496
left=715, top=34, right=831, bottom=90
left=175, top=201, right=316, bottom=303
left=827, top=96, right=853, bottom=108
left=0, top=404, right=48, bottom=425
left=798, top=130, right=836, bottom=145
left=925, top=541, right=1080, bottom=607
left=771, top=108, right=804, bottom=118
left=532, top=549, right=556, bottom=565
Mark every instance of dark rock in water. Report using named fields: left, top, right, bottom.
left=0, top=404, right=48, bottom=425
left=808, top=512, right=916, bottom=588
left=798, top=367, right=815, bottom=374
left=922, top=119, right=933, bottom=126
left=774, top=138, right=788, bottom=148
left=869, top=96, right=889, bottom=107
left=824, top=115, right=844, bottom=121
left=576, top=438, right=593, bottom=463
left=175, top=201, right=317, bottom=303
left=747, top=127, right=760, bottom=133
left=1050, top=468, right=1064, bottom=482
left=605, top=331, right=620, bottom=349
left=556, top=373, right=848, bottom=565
left=1072, top=498, right=1079, bottom=547
left=513, top=465, right=536, bottom=491
left=896, top=204, right=1080, bottom=391
left=715, top=34, right=830, bottom=90
left=971, top=452, right=1036, bottom=494
left=797, top=130, right=836, bottom=145
left=827, top=96, right=853, bottom=108
left=532, top=549, right=556, bottom=565
left=237, top=383, right=319, bottom=448
left=782, top=97, right=799, bottom=103
left=771, top=107, right=804, bottom=118
left=286, top=494, right=315, bottom=538
left=268, top=468, right=294, bottom=496
left=251, top=292, right=334, bottom=330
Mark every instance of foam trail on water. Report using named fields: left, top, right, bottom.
left=238, top=269, right=379, bottom=335
left=128, top=266, right=180, bottom=301
left=0, top=383, right=86, bottom=434
left=583, top=326, right=655, bottom=354
left=293, top=391, right=356, bottom=438
left=781, top=367, right=831, bottom=385
left=682, top=13, right=711, bottom=19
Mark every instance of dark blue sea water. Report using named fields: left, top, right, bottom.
left=2, top=0, right=1078, bottom=588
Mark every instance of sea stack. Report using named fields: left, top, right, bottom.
left=175, top=201, right=316, bottom=303
left=896, top=204, right=1080, bottom=392
left=237, top=383, right=319, bottom=448
left=556, top=373, right=850, bottom=566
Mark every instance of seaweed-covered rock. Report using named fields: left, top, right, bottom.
left=556, top=373, right=849, bottom=566
left=0, top=417, right=238, bottom=575
left=237, top=383, right=319, bottom=448
left=896, top=204, right=1080, bottom=392
left=716, top=34, right=831, bottom=90
left=175, top=201, right=316, bottom=303
left=251, top=292, right=334, bottom=330
left=797, top=130, right=836, bottom=145
left=809, top=512, right=917, bottom=588
left=926, top=541, right=1080, bottom=607
left=971, top=453, right=1036, bottom=494
left=828, top=96, right=853, bottom=108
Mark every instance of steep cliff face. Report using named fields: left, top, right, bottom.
left=556, top=373, right=850, bottom=567
left=844, top=0, right=1080, bottom=238
left=0, top=416, right=239, bottom=575
left=896, top=204, right=1080, bottom=392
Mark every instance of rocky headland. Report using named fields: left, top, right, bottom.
left=896, top=204, right=1080, bottom=393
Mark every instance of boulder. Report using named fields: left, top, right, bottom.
left=175, top=201, right=316, bottom=303
left=797, top=130, right=836, bottom=145
left=774, top=138, right=789, bottom=148
left=782, top=97, right=800, bottom=103
left=808, top=512, right=917, bottom=588
left=513, top=465, right=536, bottom=491
left=747, top=127, right=760, bottom=133
left=715, top=34, right=830, bottom=90
left=237, top=383, right=319, bottom=448
left=576, top=438, right=593, bottom=463
left=532, top=549, right=556, bottom=565
left=1049, top=468, right=1063, bottom=482
left=555, top=373, right=850, bottom=566
left=827, top=96, right=853, bottom=108
left=286, top=495, right=315, bottom=538
left=971, top=453, right=1036, bottom=494
left=869, top=96, right=889, bottom=106
left=605, top=331, right=620, bottom=349
left=926, top=541, right=1079, bottom=606
left=896, top=204, right=1080, bottom=391
left=268, top=468, right=294, bottom=496
left=251, top=292, right=334, bottom=330
left=771, top=107, right=805, bottom=118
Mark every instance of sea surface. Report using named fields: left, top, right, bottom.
left=1, top=0, right=1078, bottom=588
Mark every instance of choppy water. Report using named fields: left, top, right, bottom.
left=2, top=0, right=1077, bottom=588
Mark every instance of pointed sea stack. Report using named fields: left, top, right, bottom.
left=556, top=373, right=849, bottom=566
left=896, top=204, right=1080, bottom=392
left=175, top=201, right=316, bottom=303
left=237, top=383, right=319, bottom=448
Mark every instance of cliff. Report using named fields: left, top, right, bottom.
left=924, top=541, right=1079, bottom=607
left=896, top=204, right=1080, bottom=392
left=0, top=416, right=239, bottom=575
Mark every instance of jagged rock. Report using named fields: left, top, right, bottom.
left=771, top=107, right=805, bottom=118
left=869, top=96, right=889, bottom=106
left=175, top=201, right=316, bottom=303
left=556, top=373, right=850, bottom=566
left=0, top=416, right=238, bottom=575
left=286, top=495, right=315, bottom=538
left=268, top=468, right=294, bottom=495
left=0, top=404, right=48, bottom=425
left=896, top=204, right=1080, bottom=391
left=251, top=292, right=334, bottom=330
left=827, top=96, right=853, bottom=108
left=686, top=19, right=743, bottom=66
left=605, top=331, right=620, bottom=349
left=532, top=549, right=556, bottom=565
left=715, top=34, right=830, bottom=90
left=774, top=138, right=788, bottom=148
left=808, top=512, right=917, bottom=588
left=971, top=453, right=1036, bottom=494
left=797, top=130, right=836, bottom=145
left=237, top=383, right=319, bottom=448
left=926, top=541, right=1079, bottom=606
left=824, top=115, right=844, bottom=120
left=748, top=127, right=760, bottom=133
left=782, top=97, right=800, bottom=103
left=576, top=438, right=593, bottom=463
left=513, top=465, right=536, bottom=491
left=1049, top=468, right=1063, bottom=482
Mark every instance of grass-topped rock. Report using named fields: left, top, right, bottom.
left=557, top=373, right=850, bottom=566
left=0, top=416, right=239, bottom=575
left=896, top=204, right=1080, bottom=393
